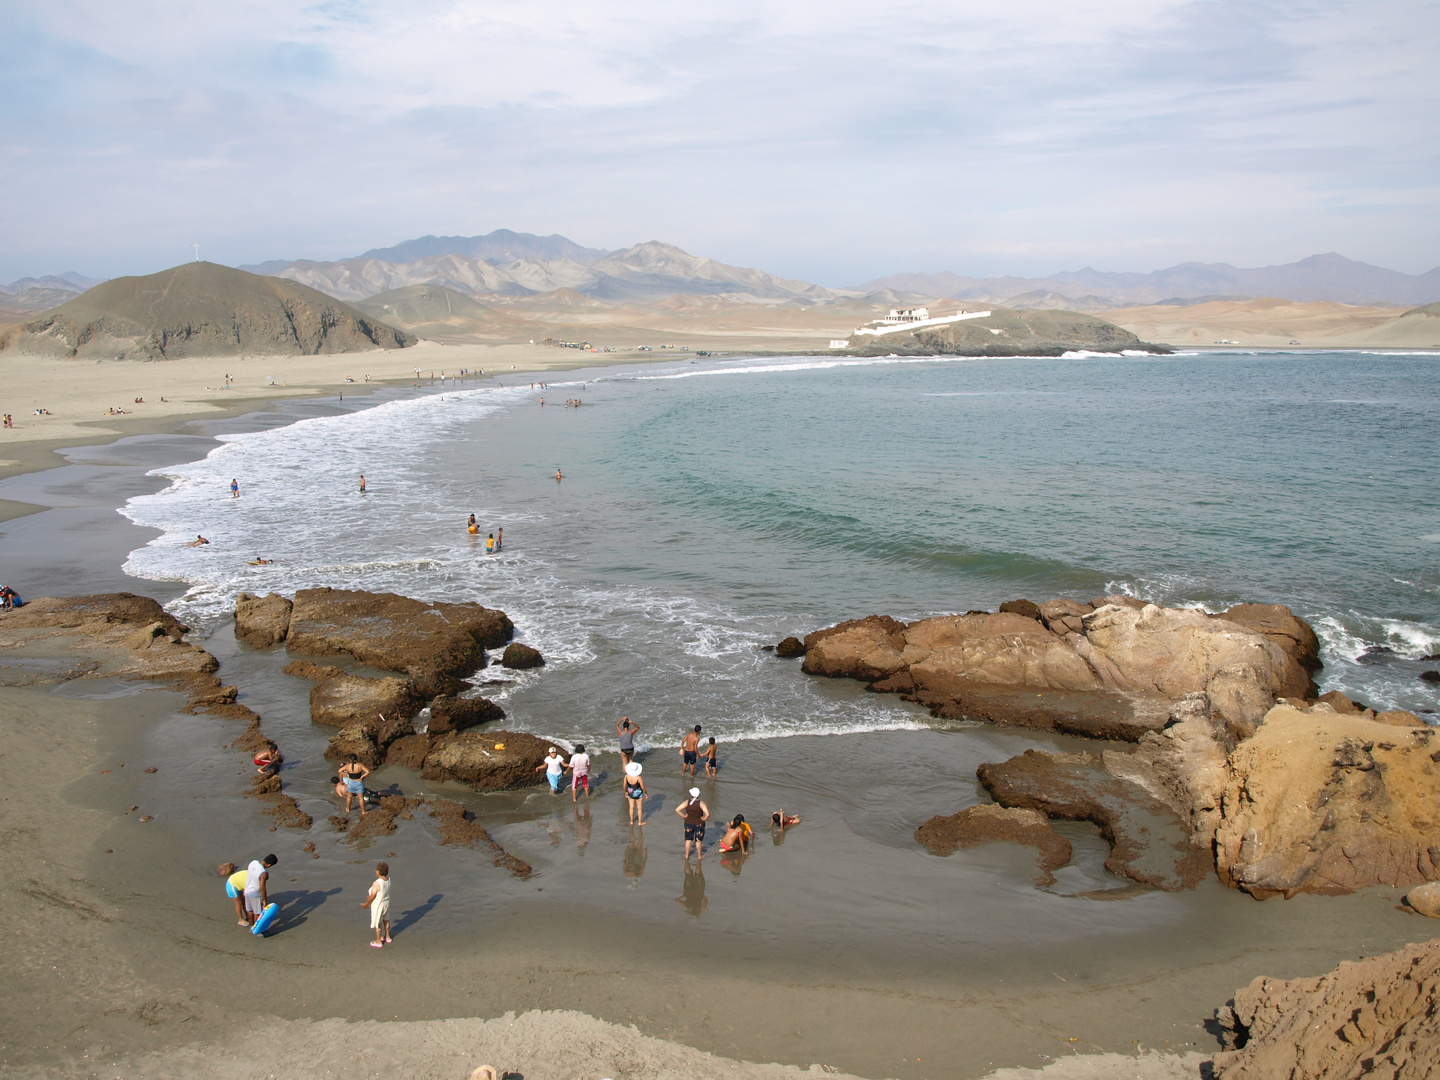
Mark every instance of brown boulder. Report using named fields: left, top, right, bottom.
left=427, top=694, right=506, bottom=735
left=978, top=748, right=1212, bottom=891
left=801, top=615, right=908, bottom=680
left=234, top=592, right=293, bottom=648
left=904, top=612, right=1104, bottom=693
left=1406, top=881, right=1440, bottom=918
left=997, top=598, right=1043, bottom=622
left=1220, top=602, right=1322, bottom=674
left=499, top=643, right=544, bottom=670
left=774, top=636, right=806, bottom=658
left=1211, top=938, right=1440, bottom=1078
left=282, top=659, right=421, bottom=728
left=286, top=588, right=513, bottom=696
left=384, top=732, right=434, bottom=769
left=916, top=683, right=1170, bottom=742
left=915, top=803, right=1072, bottom=885
left=1317, top=689, right=1367, bottom=714
left=323, top=711, right=415, bottom=769
left=1214, top=705, right=1440, bottom=898
left=420, top=730, right=552, bottom=790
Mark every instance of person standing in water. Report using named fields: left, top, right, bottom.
left=495, top=527, right=503, bottom=551
left=554, top=468, right=563, bottom=481
left=359, top=474, right=366, bottom=493
left=677, top=788, right=709, bottom=860
left=230, top=478, right=240, bottom=498
left=680, top=725, right=701, bottom=777
left=486, top=533, right=495, bottom=553
left=467, top=514, right=478, bottom=534
left=616, top=717, right=638, bottom=765
left=623, top=762, right=647, bottom=825
left=340, top=754, right=369, bottom=816
left=702, top=736, right=718, bottom=778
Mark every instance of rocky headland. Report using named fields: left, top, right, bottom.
left=237, top=589, right=551, bottom=791
left=799, top=595, right=1438, bottom=898
left=845, top=307, right=1171, bottom=357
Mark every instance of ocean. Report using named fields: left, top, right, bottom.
left=121, top=347, right=1440, bottom=740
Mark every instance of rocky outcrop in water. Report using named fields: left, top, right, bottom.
left=500, top=643, right=544, bottom=670
left=978, top=747, right=1213, bottom=890
left=915, top=804, right=1072, bottom=886
left=1214, top=704, right=1440, bottom=898
left=427, top=694, right=506, bottom=735
left=803, top=597, right=1320, bottom=736
left=284, top=588, right=514, bottom=697
left=419, top=730, right=552, bottom=790
left=282, top=659, right=422, bottom=728
left=1212, top=937, right=1440, bottom=1078
left=235, top=592, right=293, bottom=648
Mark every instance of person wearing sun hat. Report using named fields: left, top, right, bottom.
left=676, top=786, right=710, bottom=859
left=535, top=746, right=565, bottom=795
left=623, top=761, right=648, bottom=825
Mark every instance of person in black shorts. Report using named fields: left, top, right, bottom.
left=676, top=787, right=709, bottom=860
left=680, top=725, right=702, bottom=776
left=702, top=736, right=717, bottom=778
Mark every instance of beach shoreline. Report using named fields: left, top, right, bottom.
left=3, top=346, right=1436, bottom=1080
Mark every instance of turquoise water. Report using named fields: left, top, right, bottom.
left=123, top=349, right=1440, bottom=733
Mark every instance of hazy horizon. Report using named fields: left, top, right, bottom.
left=3, top=1, right=1437, bottom=284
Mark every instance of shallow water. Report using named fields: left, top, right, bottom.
left=120, top=349, right=1440, bottom=733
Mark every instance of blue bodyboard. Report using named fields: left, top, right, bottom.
left=251, top=902, right=278, bottom=935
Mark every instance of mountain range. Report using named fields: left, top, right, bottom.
left=855, top=253, right=1440, bottom=308
left=6, top=236, right=1439, bottom=315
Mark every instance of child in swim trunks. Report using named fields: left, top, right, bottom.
left=702, top=736, right=718, bottom=777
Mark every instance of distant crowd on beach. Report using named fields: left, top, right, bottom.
left=226, top=713, right=801, bottom=946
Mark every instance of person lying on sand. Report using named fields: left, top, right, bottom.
left=771, top=810, right=800, bottom=828
left=190, top=535, right=210, bottom=547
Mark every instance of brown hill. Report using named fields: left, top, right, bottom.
left=2, top=262, right=415, bottom=360
left=848, top=306, right=1161, bottom=356
left=352, top=284, right=535, bottom=342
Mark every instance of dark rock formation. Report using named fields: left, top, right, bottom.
left=978, top=749, right=1213, bottom=890
left=499, top=642, right=544, bottom=669
left=419, top=730, right=552, bottom=790
left=1211, top=938, right=1440, bottom=1078
left=774, top=636, right=806, bottom=658
left=282, top=658, right=421, bottom=728
left=286, top=588, right=513, bottom=697
left=234, top=593, right=293, bottom=648
left=323, top=712, right=417, bottom=769
left=427, top=694, right=506, bottom=735
left=427, top=799, right=532, bottom=875
left=915, top=803, right=1072, bottom=885
left=998, top=598, right=1043, bottom=622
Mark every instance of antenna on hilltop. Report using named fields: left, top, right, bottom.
left=193, top=243, right=200, bottom=262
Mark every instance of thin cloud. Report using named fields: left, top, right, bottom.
left=1, top=0, right=1436, bottom=282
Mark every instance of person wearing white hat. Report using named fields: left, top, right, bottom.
left=676, top=787, right=710, bottom=860
left=623, top=761, right=648, bottom=825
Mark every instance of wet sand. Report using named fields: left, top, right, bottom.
left=1, top=372, right=1432, bottom=1080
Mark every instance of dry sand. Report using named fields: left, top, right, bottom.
left=1097, top=297, right=1440, bottom=349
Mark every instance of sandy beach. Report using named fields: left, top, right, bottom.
left=2, top=349, right=1435, bottom=1080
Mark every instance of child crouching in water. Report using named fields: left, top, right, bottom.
left=362, top=861, right=391, bottom=947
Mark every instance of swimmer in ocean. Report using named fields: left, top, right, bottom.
left=249, top=556, right=272, bottom=565
left=495, top=527, right=503, bottom=550
left=359, top=474, right=366, bottom=493
left=554, top=468, right=564, bottom=481
left=486, top=532, right=495, bottom=553
left=191, top=535, right=210, bottom=547
left=230, top=478, right=239, bottom=498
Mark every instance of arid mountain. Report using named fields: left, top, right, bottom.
left=0, top=272, right=102, bottom=295
left=254, top=241, right=853, bottom=306
left=1, top=262, right=415, bottom=359
left=845, top=307, right=1159, bottom=357
left=1096, top=297, right=1440, bottom=349
left=858, top=253, right=1440, bottom=307
left=240, top=230, right=610, bottom=276
left=352, top=284, right=535, bottom=341
left=0, top=287, right=84, bottom=321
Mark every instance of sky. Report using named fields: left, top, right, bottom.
left=1, top=0, right=1437, bottom=285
